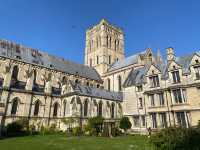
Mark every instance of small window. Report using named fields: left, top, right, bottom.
left=149, top=75, right=159, bottom=87
left=194, top=66, right=200, bottom=80
left=149, top=94, right=155, bottom=106
left=138, top=98, right=143, bottom=108
left=108, top=55, right=111, bottom=64
left=136, top=85, right=143, bottom=92
left=96, top=56, right=99, bottom=65
left=11, top=99, right=18, bottom=115
left=172, top=70, right=180, bottom=83
left=34, top=101, right=40, bottom=116
left=158, top=93, right=165, bottom=106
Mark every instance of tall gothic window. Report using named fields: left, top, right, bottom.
left=111, top=103, right=115, bottom=118
left=12, top=66, right=19, bottom=81
left=53, top=103, right=59, bottom=117
left=106, top=35, right=109, bottom=48
left=34, top=100, right=40, bottom=116
left=118, top=75, right=122, bottom=91
left=114, top=40, right=117, bottom=51
left=108, top=55, right=111, bottom=64
left=33, top=70, right=37, bottom=85
left=98, top=101, right=103, bottom=117
left=11, top=98, right=19, bottom=115
left=84, top=100, right=88, bottom=117
left=63, top=101, right=67, bottom=116
left=96, top=55, right=99, bottom=65
left=107, top=78, right=111, bottom=91
left=109, top=37, right=112, bottom=48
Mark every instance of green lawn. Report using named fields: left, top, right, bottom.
left=0, top=134, right=154, bottom=150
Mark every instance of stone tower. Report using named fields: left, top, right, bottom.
left=84, top=19, right=125, bottom=75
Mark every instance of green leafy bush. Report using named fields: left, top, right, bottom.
left=6, top=119, right=29, bottom=137
left=87, top=116, right=104, bottom=136
left=72, top=126, right=83, bottom=136
left=150, top=127, right=200, bottom=150
left=119, top=117, right=131, bottom=133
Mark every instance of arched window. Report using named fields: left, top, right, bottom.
left=106, top=35, right=109, bottom=48
left=34, top=100, right=40, bottom=116
left=108, top=55, right=111, bottom=64
left=84, top=100, right=88, bottom=117
left=53, top=102, right=59, bottom=117
left=114, top=40, right=117, bottom=51
left=12, top=66, right=19, bottom=81
left=111, top=103, right=115, bottom=118
left=109, top=37, right=112, bottom=48
left=96, top=55, right=99, bottom=65
left=98, top=101, right=103, bottom=117
left=75, top=79, right=79, bottom=84
left=11, top=98, right=19, bottom=115
left=107, top=78, right=110, bottom=91
left=118, top=75, right=122, bottom=91
left=63, top=101, right=67, bottom=116
left=33, top=70, right=37, bottom=85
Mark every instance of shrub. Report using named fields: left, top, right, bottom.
left=150, top=127, right=200, bottom=150
left=72, top=126, right=83, bottom=136
left=119, top=117, right=131, bottom=133
left=6, top=119, right=29, bottom=137
left=87, top=116, right=104, bottom=136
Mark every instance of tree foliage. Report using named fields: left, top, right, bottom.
left=119, top=117, right=131, bottom=132
left=88, top=116, right=104, bottom=136
left=150, top=126, right=200, bottom=150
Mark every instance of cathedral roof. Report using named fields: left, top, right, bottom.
left=70, top=81, right=123, bottom=101
left=108, top=51, right=146, bottom=71
left=0, top=39, right=102, bottom=82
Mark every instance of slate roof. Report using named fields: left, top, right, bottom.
left=70, top=81, right=123, bottom=101
left=175, top=54, right=194, bottom=74
left=0, top=39, right=102, bottom=82
left=123, top=67, right=147, bottom=88
left=108, top=51, right=146, bottom=71
left=123, top=50, right=200, bottom=88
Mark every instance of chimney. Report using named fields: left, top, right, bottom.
left=166, top=47, right=174, bottom=62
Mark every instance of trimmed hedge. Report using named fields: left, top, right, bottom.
left=150, top=126, right=200, bottom=150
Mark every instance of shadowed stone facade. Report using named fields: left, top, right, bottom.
left=0, top=19, right=199, bottom=134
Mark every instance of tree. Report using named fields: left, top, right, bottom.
left=119, top=117, right=131, bottom=134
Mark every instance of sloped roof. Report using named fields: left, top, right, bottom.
left=123, top=67, right=147, bottom=88
left=175, top=54, right=193, bottom=74
left=0, top=39, right=102, bottom=82
left=70, top=81, right=123, bottom=101
left=108, top=51, right=146, bottom=71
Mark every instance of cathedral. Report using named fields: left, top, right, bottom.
left=0, top=19, right=199, bottom=133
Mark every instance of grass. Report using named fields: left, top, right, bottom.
left=0, top=134, right=154, bottom=150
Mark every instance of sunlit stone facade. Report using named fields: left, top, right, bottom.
left=0, top=19, right=199, bottom=134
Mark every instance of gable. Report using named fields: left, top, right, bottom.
left=146, top=65, right=161, bottom=76
left=168, top=61, right=182, bottom=71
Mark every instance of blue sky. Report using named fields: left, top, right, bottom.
left=0, top=0, right=200, bottom=63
